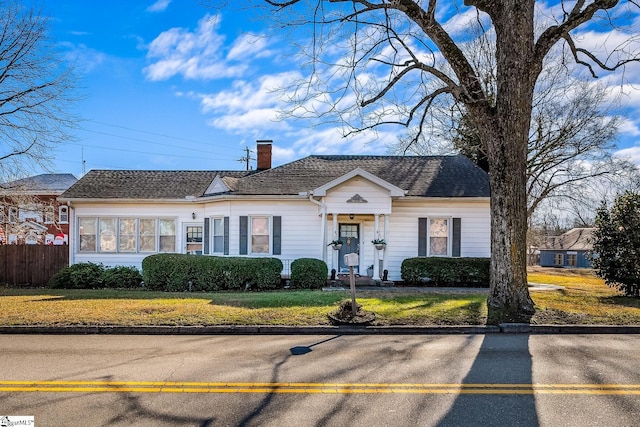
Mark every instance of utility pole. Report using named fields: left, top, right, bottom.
left=237, top=146, right=254, bottom=171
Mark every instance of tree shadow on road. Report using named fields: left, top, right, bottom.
left=436, top=333, right=539, bottom=427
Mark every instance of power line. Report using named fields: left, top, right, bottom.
left=87, top=119, right=232, bottom=149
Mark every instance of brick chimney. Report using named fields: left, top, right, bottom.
left=256, top=140, right=273, bottom=171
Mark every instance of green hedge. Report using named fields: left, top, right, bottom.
left=141, top=254, right=283, bottom=292
left=48, top=262, right=143, bottom=289
left=290, top=258, right=328, bottom=289
left=401, top=257, right=490, bottom=287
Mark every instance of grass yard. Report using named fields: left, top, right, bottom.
left=529, top=267, right=640, bottom=325
left=1, top=267, right=639, bottom=326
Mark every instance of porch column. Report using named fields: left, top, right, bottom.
left=373, top=214, right=381, bottom=281
left=320, top=211, right=326, bottom=263
left=383, top=214, right=389, bottom=280
left=332, top=213, right=339, bottom=272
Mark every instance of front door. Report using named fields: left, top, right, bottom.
left=338, top=223, right=359, bottom=272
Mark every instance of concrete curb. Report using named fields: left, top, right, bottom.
left=1, top=324, right=640, bottom=335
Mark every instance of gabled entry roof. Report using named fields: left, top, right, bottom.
left=312, top=167, right=405, bottom=197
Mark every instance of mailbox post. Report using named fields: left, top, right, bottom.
left=344, top=253, right=359, bottom=316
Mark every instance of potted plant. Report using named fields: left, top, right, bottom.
left=372, top=238, right=386, bottom=250
left=367, top=264, right=374, bottom=277
left=328, top=239, right=343, bottom=250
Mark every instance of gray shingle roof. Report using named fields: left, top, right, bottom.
left=539, top=228, right=595, bottom=251
left=236, top=155, right=489, bottom=197
left=61, top=170, right=252, bottom=199
left=60, top=155, right=490, bottom=200
left=2, top=173, right=77, bottom=193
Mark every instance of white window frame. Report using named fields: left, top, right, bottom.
left=77, top=217, right=176, bottom=253
left=427, top=217, right=452, bottom=257
left=567, top=252, right=577, bottom=267
left=59, top=206, right=69, bottom=224
left=8, top=207, right=18, bottom=223
left=211, top=217, right=225, bottom=254
left=44, top=206, right=55, bottom=224
left=250, top=216, right=271, bottom=255
left=554, top=253, right=564, bottom=266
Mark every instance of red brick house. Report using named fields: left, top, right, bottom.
left=0, top=174, right=77, bottom=245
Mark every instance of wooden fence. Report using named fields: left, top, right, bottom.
left=0, top=245, right=69, bottom=286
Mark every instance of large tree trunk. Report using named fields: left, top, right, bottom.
left=481, top=0, right=537, bottom=318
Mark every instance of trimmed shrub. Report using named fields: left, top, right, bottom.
left=49, top=262, right=106, bottom=289
left=401, top=257, right=490, bottom=287
left=102, top=265, right=143, bottom=289
left=290, top=258, right=328, bottom=289
left=142, top=254, right=283, bottom=292
left=49, top=263, right=144, bottom=289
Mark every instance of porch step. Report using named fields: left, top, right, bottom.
left=331, top=274, right=395, bottom=287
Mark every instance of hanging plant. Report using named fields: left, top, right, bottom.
left=328, top=239, right=343, bottom=250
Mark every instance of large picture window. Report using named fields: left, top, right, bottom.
left=251, top=216, right=270, bottom=254
left=78, top=217, right=176, bottom=253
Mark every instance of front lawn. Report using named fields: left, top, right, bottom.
left=1, top=268, right=639, bottom=326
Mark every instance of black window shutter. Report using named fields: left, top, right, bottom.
left=203, top=218, right=210, bottom=255
left=418, top=218, right=427, bottom=256
left=272, top=216, right=281, bottom=255
left=452, top=218, right=461, bottom=257
left=239, top=216, right=248, bottom=255
left=223, top=216, right=230, bottom=255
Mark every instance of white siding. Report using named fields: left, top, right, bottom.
left=69, top=196, right=490, bottom=282
left=383, top=199, right=490, bottom=280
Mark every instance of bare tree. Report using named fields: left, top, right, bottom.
left=0, top=1, right=78, bottom=182
left=258, top=0, right=639, bottom=319
left=450, top=63, right=633, bottom=220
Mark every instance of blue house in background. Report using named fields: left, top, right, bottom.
left=539, top=228, right=594, bottom=268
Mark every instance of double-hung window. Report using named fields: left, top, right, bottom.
left=8, top=207, right=18, bottom=223
left=428, top=218, right=451, bottom=256
left=44, top=206, right=55, bottom=224
left=59, top=206, right=69, bottom=224
left=554, top=253, right=564, bottom=266
left=419, top=217, right=460, bottom=257
left=251, top=216, right=270, bottom=254
left=212, top=218, right=225, bottom=254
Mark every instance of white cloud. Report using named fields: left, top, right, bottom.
left=614, top=146, right=640, bottom=165
left=60, top=42, right=107, bottom=73
left=147, top=0, right=171, bottom=13
left=144, top=14, right=249, bottom=81
left=227, top=33, right=272, bottom=61
left=199, top=72, right=300, bottom=114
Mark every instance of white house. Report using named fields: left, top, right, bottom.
left=58, top=141, right=490, bottom=281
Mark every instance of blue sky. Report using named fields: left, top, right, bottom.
left=42, top=0, right=640, bottom=177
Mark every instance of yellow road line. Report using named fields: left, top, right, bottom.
left=2, top=381, right=640, bottom=395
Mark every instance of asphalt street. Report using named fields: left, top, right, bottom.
left=1, top=333, right=640, bottom=426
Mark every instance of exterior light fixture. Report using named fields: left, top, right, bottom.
left=349, top=213, right=354, bottom=220
left=192, top=212, right=196, bottom=220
